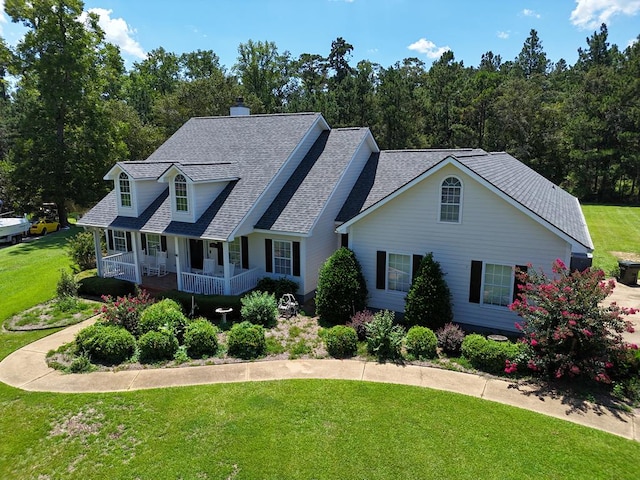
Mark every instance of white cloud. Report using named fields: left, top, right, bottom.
left=82, top=8, right=146, bottom=59
left=523, top=8, right=541, bottom=18
left=407, top=38, right=450, bottom=59
left=497, top=31, right=510, bottom=39
left=570, top=0, right=640, bottom=29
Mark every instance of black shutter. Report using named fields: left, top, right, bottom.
left=217, top=242, right=224, bottom=265
left=241, top=236, right=249, bottom=270
left=341, top=234, right=349, bottom=248
left=107, top=230, right=113, bottom=250
left=161, top=235, right=167, bottom=252
left=513, top=265, right=528, bottom=301
left=140, top=233, right=146, bottom=252
left=469, top=260, right=483, bottom=303
left=265, top=239, right=273, bottom=273
left=125, top=232, right=132, bottom=252
left=376, top=251, right=386, bottom=289
left=292, top=241, right=301, bottom=277
left=412, top=255, right=423, bottom=282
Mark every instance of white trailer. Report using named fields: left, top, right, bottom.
left=0, top=215, right=30, bottom=245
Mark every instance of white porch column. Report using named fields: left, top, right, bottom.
left=93, top=229, right=103, bottom=277
left=175, top=237, right=183, bottom=291
left=223, top=241, right=231, bottom=295
left=130, top=233, right=141, bottom=284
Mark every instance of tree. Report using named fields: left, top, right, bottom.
left=315, top=247, right=368, bottom=324
left=404, top=252, right=452, bottom=329
left=6, top=0, right=112, bottom=223
left=515, top=29, right=550, bottom=78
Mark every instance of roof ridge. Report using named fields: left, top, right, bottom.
left=190, top=112, right=321, bottom=120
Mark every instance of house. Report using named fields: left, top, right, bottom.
left=79, top=101, right=593, bottom=332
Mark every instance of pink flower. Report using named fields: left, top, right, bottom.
left=530, top=338, right=538, bottom=347
left=605, top=362, right=613, bottom=369
left=582, top=329, right=593, bottom=338
left=570, top=365, right=580, bottom=375
left=568, top=319, right=577, bottom=326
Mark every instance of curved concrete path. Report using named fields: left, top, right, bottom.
left=0, top=319, right=637, bottom=442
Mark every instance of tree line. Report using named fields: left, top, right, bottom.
left=1, top=0, right=639, bottom=224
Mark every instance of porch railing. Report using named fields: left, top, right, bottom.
left=181, top=267, right=261, bottom=296
left=102, top=252, right=137, bottom=283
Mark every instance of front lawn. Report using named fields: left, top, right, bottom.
left=1, top=329, right=639, bottom=479
left=0, top=227, right=78, bottom=323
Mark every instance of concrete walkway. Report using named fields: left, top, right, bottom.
left=0, top=319, right=638, bottom=442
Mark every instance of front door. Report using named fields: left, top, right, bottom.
left=189, top=239, right=204, bottom=270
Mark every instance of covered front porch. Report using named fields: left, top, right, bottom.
left=93, top=230, right=262, bottom=296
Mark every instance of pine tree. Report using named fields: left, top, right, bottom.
left=404, top=252, right=452, bottom=329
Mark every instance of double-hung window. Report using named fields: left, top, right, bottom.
left=113, top=230, right=127, bottom=252
left=146, top=233, right=161, bottom=256
left=273, top=240, right=292, bottom=275
left=175, top=174, right=188, bottom=212
left=229, top=237, right=242, bottom=268
left=387, top=253, right=411, bottom=292
left=483, top=263, right=513, bottom=307
left=119, top=172, right=131, bottom=208
left=440, top=176, right=462, bottom=222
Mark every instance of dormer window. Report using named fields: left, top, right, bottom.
left=440, top=176, right=462, bottom=223
left=119, top=172, right=132, bottom=208
left=175, top=174, right=188, bottom=212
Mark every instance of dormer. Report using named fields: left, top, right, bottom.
left=104, top=162, right=167, bottom=217
left=158, top=163, right=240, bottom=223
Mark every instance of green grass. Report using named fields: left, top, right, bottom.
left=1, top=329, right=639, bottom=479
left=582, top=205, right=640, bottom=274
left=0, top=227, right=79, bottom=323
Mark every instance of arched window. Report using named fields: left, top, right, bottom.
left=175, top=174, right=188, bottom=212
left=440, top=176, right=462, bottom=222
left=119, top=172, right=131, bottom=207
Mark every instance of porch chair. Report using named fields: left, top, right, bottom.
left=144, top=254, right=159, bottom=276
left=277, top=293, right=299, bottom=318
left=157, top=251, right=168, bottom=276
left=203, top=258, right=216, bottom=276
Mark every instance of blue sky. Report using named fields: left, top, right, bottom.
left=1, top=1, right=639, bottom=70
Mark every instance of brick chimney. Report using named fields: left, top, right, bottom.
left=230, top=97, right=250, bottom=116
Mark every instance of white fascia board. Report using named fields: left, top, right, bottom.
left=103, top=163, right=124, bottom=180
left=253, top=228, right=310, bottom=238
left=229, top=114, right=328, bottom=240
left=157, top=164, right=190, bottom=183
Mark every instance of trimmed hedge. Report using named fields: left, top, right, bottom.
left=138, top=330, right=179, bottom=363
left=240, top=290, right=278, bottom=327
left=157, top=290, right=242, bottom=321
left=325, top=325, right=358, bottom=358
left=405, top=326, right=438, bottom=360
left=255, top=277, right=299, bottom=300
left=78, top=276, right=136, bottom=298
left=184, top=319, right=219, bottom=358
left=461, top=334, right=524, bottom=373
left=227, top=321, right=266, bottom=360
left=75, top=323, right=136, bottom=364
left=139, top=299, right=188, bottom=338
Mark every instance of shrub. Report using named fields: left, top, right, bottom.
left=461, top=334, right=524, bottom=374
left=139, top=299, right=188, bottom=339
left=184, top=319, right=219, bottom=358
left=138, top=330, right=179, bottom=363
left=347, top=310, right=374, bottom=341
left=240, top=291, right=278, bottom=327
left=67, top=230, right=100, bottom=271
left=78, top=275, right=136, bottom=298
left=256, top=277, right=299, bottom=300
left=436, top=323, right=466, bottom=356
left=316, top=247, right=368, bottom=324
left=325, top=325, right=358, bottom=358
left=509, top=259, right=637, bottom=383
left=158, top=291, right=242, bottom=320
left=405, top=326, right=438, bottom=360
left=56, top=269, right=79, bottom=298
left=75, top=323, right=136, bottom=364
left=404, top=252, right=452, bottom=329
left=68, top=352, right=95, bottom=373
left=227, top=321, right=266, bottom=359
left=365, top=310, right=405, bottom=360
left=99, top=288, right=154, bottom=336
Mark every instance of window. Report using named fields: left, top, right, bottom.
left=273, top=240, right=292, bottom=275
left=175, top=174, right=188, bottom=212
left=146, top=234, right=161, bottom=256
left=388, top=253, right=411, bottom=292
left=229, top=238, right=242, bottom=268
left=440, top=176, right=462, bottom=222
left=483, top=263, right=513, bottom=307
left=113, top=230, right=127, bottom=252
left=119, top=172, right=131, bottom=208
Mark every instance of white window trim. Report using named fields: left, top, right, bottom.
left=438, top=175, right=463, bottom=224
left=229, top=237, right=242, bottom=268
left=273, top=239, right=292, bottom=276
left=146, top=233, right=161, bottom=256
left=387, top=251, right=412, bottom=293
left=481, top=262, right=514, bottom=308
left=174, top=174, right=189, bottom=213
left=118, top=172, right=133, bottom=209
left=113, top=230, right=128, bottom=252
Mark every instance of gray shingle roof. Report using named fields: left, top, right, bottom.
left=117, top=162, right=172, bottom=180
left=255, top=128, right=370, bottom=234
left=337, top=149, right=593, bottom=250
left=176, top=163, right=240, bottom=182
left=80, top=113, right=323, bottom=239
